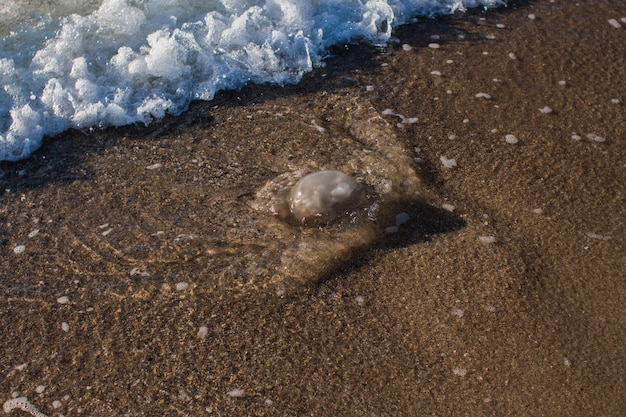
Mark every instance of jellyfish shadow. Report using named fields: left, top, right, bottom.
left=312, top=198, right=467, bottom=288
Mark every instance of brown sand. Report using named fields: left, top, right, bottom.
left=1, top=1, right=625, bottom=416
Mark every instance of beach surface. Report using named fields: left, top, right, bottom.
left=1, top=1, right=625, bottom=416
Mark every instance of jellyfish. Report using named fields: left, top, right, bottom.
left=288, top=170, right=363, bottom=223
left=252, top=169, right=366, bottom=225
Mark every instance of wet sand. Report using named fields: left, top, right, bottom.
left=1, top=1, right=625, bottom=416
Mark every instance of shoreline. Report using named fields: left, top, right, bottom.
left=1, top=1, right=625, bottom=416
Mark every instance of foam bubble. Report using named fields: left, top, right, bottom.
left=440, top=155, right=457, bottom=168
left=226, top=388, right=245, bottom=398
left=3, top=397, right=49, bottom=417
left=442, top=203, right=455, bottom=212
left=197, top=326, right=209, bottom=339
left=56, top=296, right=70, bottom=304
left=585, top=133, right=606, bottom=143
left=608, top=19, right=622, bottom=29
left=538, top=106, right=553, bottom=114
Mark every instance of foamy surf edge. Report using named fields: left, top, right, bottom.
left=0, top=0, right=505, bottom=161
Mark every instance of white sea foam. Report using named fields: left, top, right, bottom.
left=0, top=0, right=504, bottom=161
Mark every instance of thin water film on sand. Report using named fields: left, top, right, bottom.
left=2, top=94, right=425, bottom=296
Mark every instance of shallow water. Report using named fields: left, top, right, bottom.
left=16, top=93, right=428, bottom=295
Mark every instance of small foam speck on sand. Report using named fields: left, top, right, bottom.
left=478, top=236, right=497, bottom=244
left=608, top=18, right=622, bottom=28
left=130, top=267, right=150, bottom=277
left=226, top=388, right=245, bottom=398
left=146, top=163, right=163, bottom=170
left=440, top=156, right=457, bottom=168
left=61, top=322, right=70, bottom=332
left=56, top=296, right=69, bottom=304
left=28, top=229, right=40, bottom=238
left=586, top=232, right=612, bottom=241
left=586, top=133, right=606, bottom=142
left=197, top=326, right=209, bottom=339
left=13, top=245, right=26, bottom=254
left=475, top=93, right=491, bottom=99
left=355, top=296, right=366, bottom=306
left=402, top=43, right=413, bottom=51
left=453, top=367, right=468, bottom=377
left=428, top=43, right=440, bottom=49
left=175, top=282, right=189, bottom=291
left=538, top=106, right=553, bottom=114
left=311, top=120, right=326, bottom=133
left=3, top=397, right=48, bottom=417
left=508, top=52, right=517, bottom=59
left=442, top=203, right=455, bottom=212
left=505, top=134, right=518, bottom=144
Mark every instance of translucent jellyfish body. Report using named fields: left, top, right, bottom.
left=288, top=170, right=362, bottom=223
left=251, top=169, right=366, bottom=225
